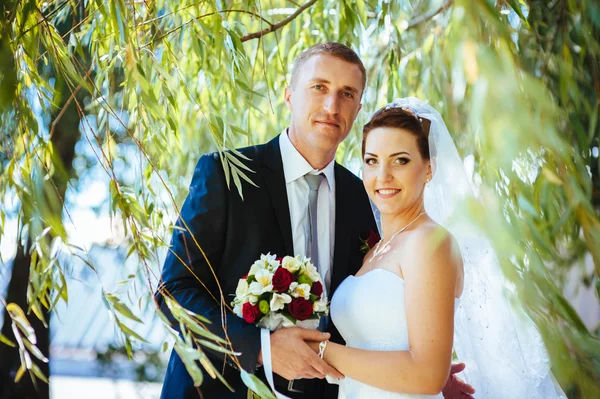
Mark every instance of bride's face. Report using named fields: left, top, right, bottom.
left=362, top=127, right=431, bottom=216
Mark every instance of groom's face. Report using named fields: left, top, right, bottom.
left=284, top=54, right=363, bottom=158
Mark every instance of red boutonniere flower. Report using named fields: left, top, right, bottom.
left=360, top=229, right=381, bottom=254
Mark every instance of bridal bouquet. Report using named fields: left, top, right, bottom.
left=231, top=253, right=328, bottom=331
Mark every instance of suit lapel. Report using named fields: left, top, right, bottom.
left=330, top=164, right=353, bottom=294
left=261, top=136, right=294, bottom=256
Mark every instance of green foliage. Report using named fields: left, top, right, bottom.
left=1, top=302, right=48, bottom=388
left=1, top=0, right=599, bottom=397
left=96, top=344, right=166, bottom=383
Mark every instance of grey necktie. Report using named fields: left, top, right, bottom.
left=305, top=173, right=324, bottom=272
left=305, top=173, right=327, bottom=331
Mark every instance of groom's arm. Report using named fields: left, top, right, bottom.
left=155, top=153, right=261, bottom=372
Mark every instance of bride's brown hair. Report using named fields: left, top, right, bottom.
left=362, top=106, right=431, bottom=159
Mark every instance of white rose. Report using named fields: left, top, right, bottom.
left=313, top=298, right=328, bottom=314
left=267, top=257, right=281, bottom=271
left=233, top=302, right=245, bottom=317
left=290, top=283, right=311, bottom=300
left=235, top=279, right=250, bottom=300
left=301, top=262, right=321, bottom=282
left=270, top=293, right=292, bottom=312
left=282, top=256, right=301, bottom=273
left=261, top=253, right=280, bottom=271
left=249, top=260, right=266, bottom=276
left=249, top=269, right=273, bottom=295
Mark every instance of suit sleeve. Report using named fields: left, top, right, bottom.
left=155, top=153, right=261, bottom=373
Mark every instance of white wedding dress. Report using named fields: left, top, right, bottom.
left=323, top=98, right=566, bottom=399
left=330, top=268, right=455, bottom=399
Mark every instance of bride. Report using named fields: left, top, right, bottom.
left=309, top=98, right=567, bottom=399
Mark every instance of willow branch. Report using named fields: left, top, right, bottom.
left=14, top=0, right=71, bottom=41
left=241, top=0, right=317, bottom=42
left=139, top=8, right=274, bottom=49
left=406, top=0, right=454, bottom=31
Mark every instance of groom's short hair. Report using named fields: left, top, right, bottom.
left=290, top=42, right=366, bottom=95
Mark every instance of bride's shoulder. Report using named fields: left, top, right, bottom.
left=408, top=220, right=453, bottom=247
left=404, top=222, right=463, bottom=269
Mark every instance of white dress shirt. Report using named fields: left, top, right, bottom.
left=258, top=131, right=337, bottom=382
left=279, top=130, right=336, bottom=295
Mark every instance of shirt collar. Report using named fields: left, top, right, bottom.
left=279, top=130, right=335, bottom=188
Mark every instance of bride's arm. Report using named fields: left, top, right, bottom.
left=313, top=228, right=462, bottom=395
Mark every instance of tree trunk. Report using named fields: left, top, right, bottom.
left=0, top=74, right=81, bottom=398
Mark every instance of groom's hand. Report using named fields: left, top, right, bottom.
left=442, top=363, right=476, bottom=399
left=268, top=327, right=344, bottom=380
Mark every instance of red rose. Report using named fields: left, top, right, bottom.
left=311, top=281, right=323, bottom=297
left=366, top=229, right=380, bottom=248
left=287, top=297, right=313, bottom=321
left=272, top=267, right=294, bottom=293
left=242, top=302, right=261, bottom=324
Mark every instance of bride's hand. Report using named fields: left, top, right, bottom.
left=306, top=340, right=345, bottom=380
left=307, top=341, right=320, bottom=354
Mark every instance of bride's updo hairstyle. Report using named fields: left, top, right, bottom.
left=362, top=105, right=431, bottom=160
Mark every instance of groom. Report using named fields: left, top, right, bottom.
left=156, top=42, right=474, bottom=399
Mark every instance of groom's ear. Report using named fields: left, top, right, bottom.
left=284, top=86, right=293, bottom=111
left=351, top=102, right=362, bottom=123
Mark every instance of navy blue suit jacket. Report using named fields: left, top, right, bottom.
left=156, top=136, right=377, bottom=398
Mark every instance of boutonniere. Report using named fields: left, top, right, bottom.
left=360, top=229, right=381, bottom=254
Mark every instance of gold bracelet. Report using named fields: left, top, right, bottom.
left=318, top=340, right=329, bottom=359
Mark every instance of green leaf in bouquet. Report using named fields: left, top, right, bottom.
left=297, top=274, right=312, bottom=286
left=258, top=300, right=270, bottom=315
left=240, top=369, right=277, bottom=399
left=282, top=312, right=296, bottom=324
left=259, top=292, right=272, bottom=301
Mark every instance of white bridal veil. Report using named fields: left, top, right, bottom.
left=390, top=97, right=566, bottom=398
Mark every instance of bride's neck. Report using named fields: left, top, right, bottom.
left=380, top=204, right=427, bottom=242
